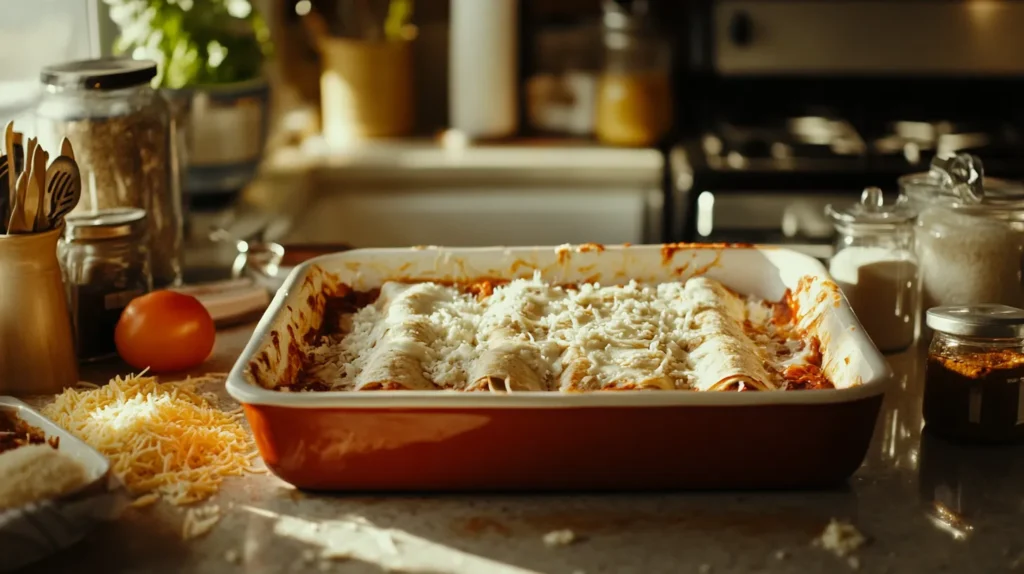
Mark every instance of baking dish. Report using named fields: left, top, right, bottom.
left=226, top=244, right=892, bottom=491
left=0, top=397, right=123, bottom=571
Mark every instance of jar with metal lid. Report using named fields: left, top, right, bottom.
left=923, top=305, right=1024, bottom=443
left=35, top=58, right=184, bottom=288
left=825, top=187, right=920, bottom=353
left=60, top=208, right=153, bottom=362
left=900, top=154, right=1024, bottom=310
left=594, top=0, right=672, bottom=147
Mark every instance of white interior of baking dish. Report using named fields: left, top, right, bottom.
left=0, top=398, right=110, bottom=488
left=227, top=245, right=893, bottom=408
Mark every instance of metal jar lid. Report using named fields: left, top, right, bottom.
left=926, top=305, right=1024, bottom=339
left=65, top=208, right=147, bottom=241
left=825, top=186, right=917, bottom=228
left=40, top=58, right=157, bottom=91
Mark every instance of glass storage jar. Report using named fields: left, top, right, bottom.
left=594, top=0, right=672, bottom=147
left=924, top=305, right=1024, bottom=443
left=60, top=207, right=152, bottom=362
left=35, top=58, right=184, bottom=288
left=900, top=153, right=1024, bottom=310
left=825, top=187, right=920, bottom=353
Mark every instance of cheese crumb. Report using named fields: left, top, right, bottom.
left=813, top=519, right=867, bottom=557
left=321, top=549, right=352, bottom=561
left=847, top=556, right=861, bottom=570
left=774, top=549, right=789, bottom=560
left=698, top=564, right=712, bottom=574
left=131, top=493, right=160, bottom=508
left=543, top=529, right=577, bottom=547
left=224, top=549, right=240, bottom=564
left=182, top=505, right=221, bottom=540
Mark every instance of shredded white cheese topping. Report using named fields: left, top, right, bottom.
left=305, top=274, right=815, bottom=392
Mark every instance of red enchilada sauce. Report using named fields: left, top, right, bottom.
left=924, top=350, right=1024, bottom=443
left=0, top=410, right=59, bottom=455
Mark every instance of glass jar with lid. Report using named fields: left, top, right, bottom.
left=60, top=207, right=152, bottom=362
left=900, top=154, right=1024, bottom=310
left=35, top=58, right=184, bottom=288
left=594, top=0, right=672, bottom=147
left=924, top=305, right=1024, bottom=443
left=825, top=187, right=920, bottom=353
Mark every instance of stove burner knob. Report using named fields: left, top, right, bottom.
left=729, top=11, right=753, bottom=47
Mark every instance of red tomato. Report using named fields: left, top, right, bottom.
left=115, top=291, right=216, bottom=373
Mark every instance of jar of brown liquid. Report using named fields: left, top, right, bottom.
left=923, top=305, right=1024, bottom=443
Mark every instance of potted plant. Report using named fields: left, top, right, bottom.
left=303, top=0, right=417, bottom=144
left=104, top=0, right=273, bottom=200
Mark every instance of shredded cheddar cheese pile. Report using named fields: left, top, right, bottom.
left=42, top=373, right=258, bottom=505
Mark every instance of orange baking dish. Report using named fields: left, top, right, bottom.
left=227, top=244, right=891, bottom=491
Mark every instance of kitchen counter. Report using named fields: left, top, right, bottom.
left=21, top=326, right=1024, bottom=574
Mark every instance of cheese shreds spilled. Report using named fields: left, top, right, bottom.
left=813, top=519, right=868, bottom=557
left=182, top=504, right=221, bottom=540
left=42, top=373, right=258, bottom=506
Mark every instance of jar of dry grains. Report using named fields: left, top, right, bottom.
left=826, top=187, right=920, bottom=353
left=35, top=58, right=184, bottom=287
left=900, top=153, right=1024, bottom=311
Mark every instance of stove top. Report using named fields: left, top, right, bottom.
left=694, top=115, right=1024, bottom=176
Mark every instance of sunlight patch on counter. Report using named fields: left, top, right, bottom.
left=241, top=506, right=541, bottom=573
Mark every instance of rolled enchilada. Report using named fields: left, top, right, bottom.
left=470, top=279, right=557, bottom=392
left=682, top=277, right=779, bottom=391
left=298, top=274, right=823, bottom=393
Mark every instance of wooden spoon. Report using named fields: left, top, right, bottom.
left=45, top=156, right=81, bottom=228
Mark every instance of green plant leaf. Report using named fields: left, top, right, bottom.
left=104, top=0, right=270, bottom=87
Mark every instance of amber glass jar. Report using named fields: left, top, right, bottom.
left=923, top=305, right=1024, bottom=443
left=594, top=0, right=672, bottom=147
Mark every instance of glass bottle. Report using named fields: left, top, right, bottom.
left=35, top=58, right=184, bottom=287
left=60, top=207, right=153, bottom=362
left=825, top=187, right=920, bottom=353
left=924, top=305, right=1024, bottom=443
left=595, top=0, right=672, bottom=147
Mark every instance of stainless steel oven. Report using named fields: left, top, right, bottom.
left=670, top=0, right=1024, bottom=260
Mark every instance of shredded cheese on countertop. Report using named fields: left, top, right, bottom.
left=813, top=519, right=868, bottom=557
left=542, top=529, right=578, bottom=547
left=182, top=504, right=222, bottom=540
left=42, top=373, right=258, bottom=506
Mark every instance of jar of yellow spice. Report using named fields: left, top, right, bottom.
left=595, top=0, right=672, bottom=147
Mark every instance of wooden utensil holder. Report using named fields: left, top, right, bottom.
left=0, top=225, right=78, bottom=395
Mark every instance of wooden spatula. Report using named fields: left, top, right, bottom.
left=8, top=170, right=29, bottom=233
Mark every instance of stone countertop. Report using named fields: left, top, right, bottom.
left=21, top=326, right=1024, bottom=574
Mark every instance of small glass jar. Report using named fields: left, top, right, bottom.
left=825, top=187, right=920, bottom=353
left=60, top=208, right=153, bottom=362
left=35, top=58, right=184, bottom=288
left=900, top=154, right=1024, bottom=310
left=923, top=305, right=1024, bottom=443
left=594, top=0, right=672, bottom=147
